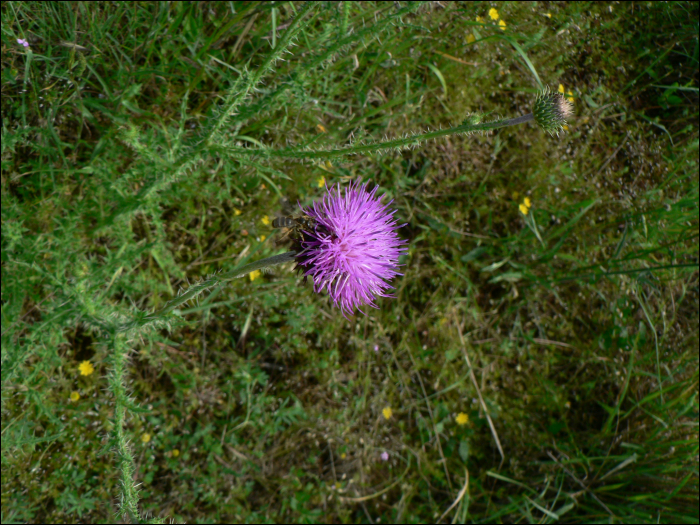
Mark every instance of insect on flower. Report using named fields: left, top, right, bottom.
left=271, top=214, right=319, bottom=244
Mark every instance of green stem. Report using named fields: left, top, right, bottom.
left=206, top=2, right=316, bottom=143
left=146, top=251, right=297, bottom=320
left=502, top=113, right=535, bottom=126
left=110, top=333, right=141, bottom=523
left=217, top=114, right=535, bottom=160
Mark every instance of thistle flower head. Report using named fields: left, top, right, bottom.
left=534, top=86, right=573, bottom=136
left=295, top=180, right=407, bottom=317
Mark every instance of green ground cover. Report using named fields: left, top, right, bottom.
left=2, top=1, right=698, bottom=523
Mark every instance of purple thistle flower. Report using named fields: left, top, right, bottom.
left=296, top=180, right=407, bottom=317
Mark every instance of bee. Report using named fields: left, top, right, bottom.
left=271, top=214, right=318, bottom=244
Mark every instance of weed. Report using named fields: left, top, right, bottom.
left=2, top=1, right=697, bottom=523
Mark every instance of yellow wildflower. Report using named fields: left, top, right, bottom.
left=318, top=176, right=326, bottom=188
left=489, top=8, right=499, bottom=20
left=563, top=125, right=569, bottom=131
left=557, top=84, right=575, bottom=103
left=519, top=203, right=529, bottom=215
left=499, top=20, right=506, bottom=30
left=316, top=124, right=327, bottom=133
left=466, top=34, right=476, bottom=44
left=382, top=407, right=393, bottom=420
left=523, top=197, right=531, bottom=208
left=70, top=391, right=80, bottom=402
left=260, top=235, right=266, bottom=242
left=78, top=360, right=94, bottom=377
left=172, top=449, right=180, bottom=457
left=141, top=433, right=151, bottom=443
left=546, top=13, right=552, bottom=18
left=456, top=412, right=469, bottom=425
left=249, top=270, right=261, bottom=281
left=340, top=452, right=347, bottom=459
left=233, top=208, right=242, bottom=216
left=261, top=215, right=271, bottom=226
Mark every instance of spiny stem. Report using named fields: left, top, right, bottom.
left=109, top=334, right=141, bottom=523
left=146, top=251, right=297, bottom=320
left=206, top=2, right=316, bottom=143
left=216, top=114, right=535, bottom=160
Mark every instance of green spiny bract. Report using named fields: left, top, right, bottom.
left=533, top=86, right=574, bottom=136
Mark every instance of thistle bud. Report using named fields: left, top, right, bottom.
left=533, top=86, right=573, bottom=136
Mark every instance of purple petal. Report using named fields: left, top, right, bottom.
left=296, top=180, right=408, bottom=316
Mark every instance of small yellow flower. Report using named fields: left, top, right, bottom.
left=382, top=407, right=393, bottom=420
left=546, top=13, right=552, bottom=18
left=519, top=203, right=529, bottom=215
left=557, top=84, right=575, bottom=102
left=172, top=449, right=180, bottom=457
left=70, top=391, right=80, bottom=402
left=562, top=125, right=569, bottom=131
left=261, top=215, right=271, bottom=226
left=476, top=16, right=484, bottom=23
left=78, top=360, right=94, bottom=377
left=523, top=197, right=531, bottom=208
left=260, top=235, right=266, bottom=242
left=489, top=8, right=499, bottom=20
left=317, top=176, right=326, bottom=188
left=316, top=124, right=327, bottom=133
left=498, top=19, right=506, bottom=30
left=249, top=270, right=261, bottom=281
left=456, top=412, right=469, bottom=425
left=141, top=433, right=151, bottom=443
left=233, top=208, right=242, bottom=216
left=466, top=34, right=476, bottom=44
left=340, top=452, right=347, bottom=459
